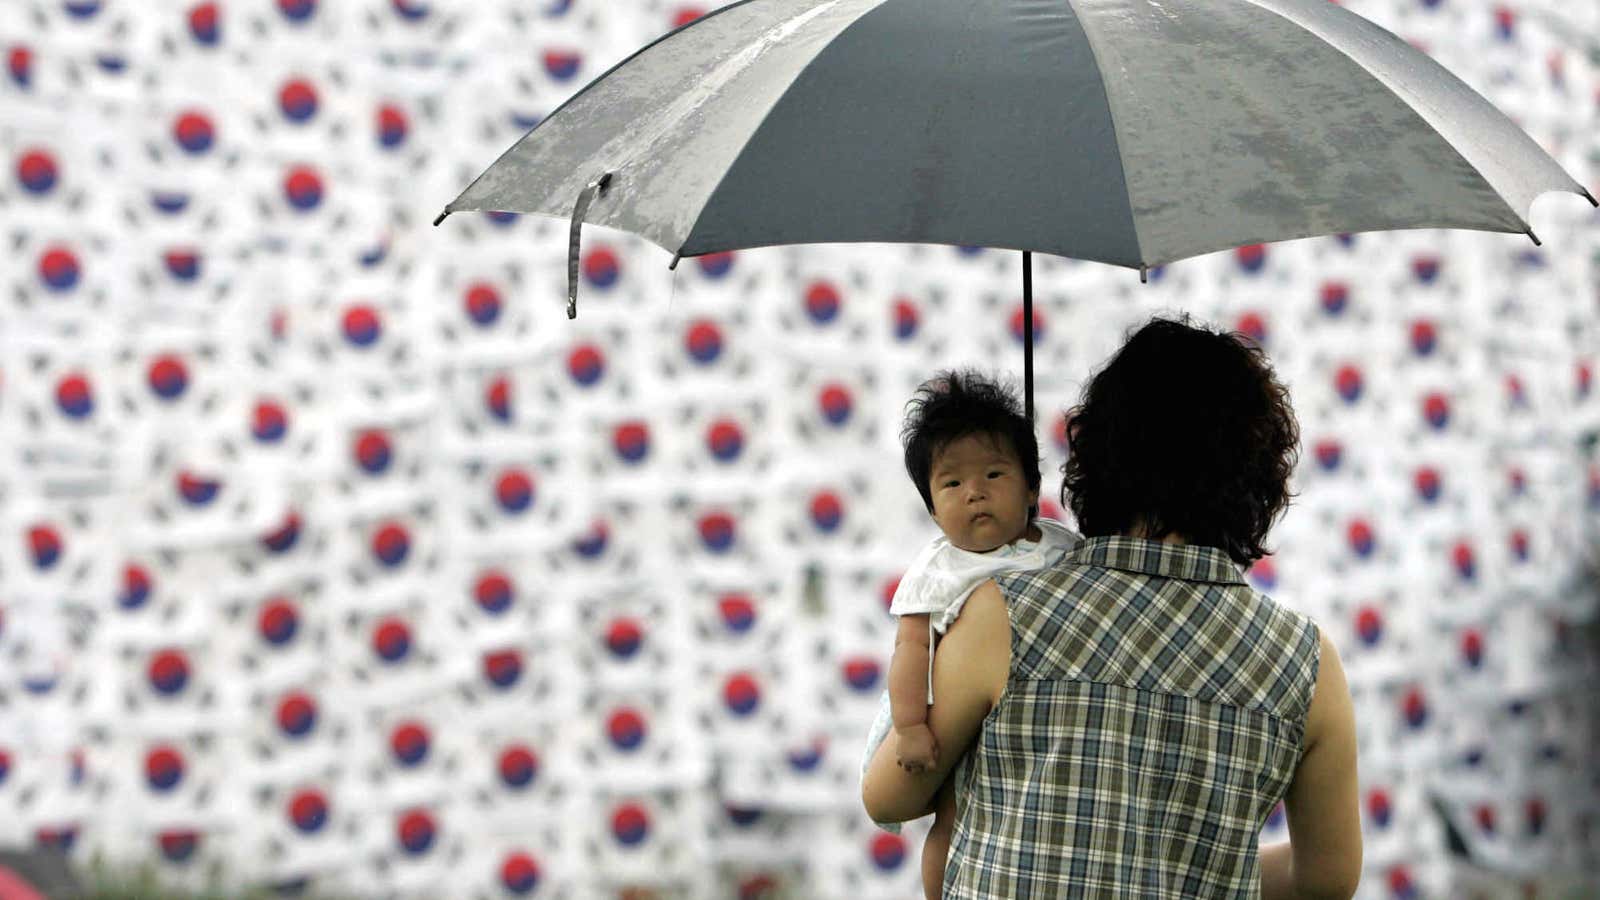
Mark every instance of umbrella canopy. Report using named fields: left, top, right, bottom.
left=436, top=0, right=1596, bottom=420
left=440, top=0, right=1594, bottom=270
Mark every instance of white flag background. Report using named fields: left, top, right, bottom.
left=0, top=1, right=1598, bottom=898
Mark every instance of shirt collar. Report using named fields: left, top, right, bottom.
left=1066, top=535, right=1247, bottom=585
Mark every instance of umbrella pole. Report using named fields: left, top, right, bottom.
left=1022, top=251, right=1034, bottom=423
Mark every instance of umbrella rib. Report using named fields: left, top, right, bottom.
left=672, top=0, right=901, bottom=262
left=1232, top=0, right=1587, bottom=232
left=1061, top=0, right=1148, bottom=273
left=437, top=0, right=768, bottom=221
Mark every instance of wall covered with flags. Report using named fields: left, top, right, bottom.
left=0, top=0, right=1597, bottom=898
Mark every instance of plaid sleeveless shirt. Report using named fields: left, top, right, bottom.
left=943, top=535, right=1321, bottom=898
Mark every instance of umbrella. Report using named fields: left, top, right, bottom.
left=434, top=0, right=1596, bottom=420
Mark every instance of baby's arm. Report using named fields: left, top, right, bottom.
left=888, top=613, right=938, bottom=771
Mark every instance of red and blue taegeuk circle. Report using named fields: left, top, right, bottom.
left=1234, top=243, right=1266, bottom=274
left=463, top=281, right=502, bottom=326
left=809, top=490, right=843, bottom=533
left=283, top=165, right=324, bottom=211
left=566, top=343, right=605, bottom=386
left=500, top=851, right=540, bottom=894
left=612, top=421, right=650, bottom=464
left=1410, top=319, right=1437, bottom=356
left=474, top=570, right=515, bottom=615
left=841, top=655, right=880, bottom=692
left=371, top=521, right=411, bottom=567
left=147, top=354, right=190, bottom=400
left=176, top=471, right=221, bottom=506
left=718, top=593, right=755, bottom=633
left=818, top=383, right=853, bottom=425
left=543, top=49, right=582, bottom=82
left=804, top=281, right=840, bottom=324
left=377, top=103, right=408, bottom=148
left=288, top=788, right=329, bottom=834
left=1414, top=466, right=1441, bottom=503
left=870, top=832, right=906, bottom=871
left=486, top=374, right=513, bottom=422
left=606, top=707, right=647, bottom=751
left=1319, top=281, right=1348, bottom=316
left=353, top=429, right=393, bottom=475
left=698, top=511, right=736, bottom=553
left=483, top=649, right=523, bottom=688
left=397, top=809, right=436, bottom=855
left=1422, top=392, right=1451, bottom=430
left=892, top=297, right=920, bottom=341
left=581, top=246, right=619, bottom=289
left=262, top=510, right=302, bottom=554
left=258, top=598, right=299, bottom=646
left=38, top=245, right=79, bottom=292
left=276, top=691, right=318, bottom=738
left=147, top=649, right=191, bottom=696
left=706, top=418, right=743, bottom=462
left=685, top=319, right=723, bottom=364
left=172, top=110, right=215, bottom=154
left=722, top=671, right=760, bottom=716
left=1411, top=254, right=1441, bottom=284
left=1009, top=304, right=1045, bottom=344
left=610, top=803, right=650, bottom=846
left=572, top=519, right=609, bottom=559
left=372, top=617, right=412, bottom=663
left=28, top=524, right=63, bottom=570
left=119, top=563, right=152, bottom=610
left=697, top=251, right=733, bottom=279
left=158, top=829, right=199, bottom=863
left=1235, top=311, right=1267, bottom=345
left=55, top=373, right=93, bottom=419
left=388, top=720, right=428, bottom=762
left=1355, top=605, right=1383, bottom=646
left=498, top=744, right=539, bottom=789
left=1333, top=364, right=1363, bottom=404
left=144, top=745, right=185, bottom=792
left=187, top=3, right=219, bottom=44
left=604, top=618, right=643, bottom=660
left=1312, top=438, right=1341, bottom=472
left=341, top=303, right=382, bottom=347
left=16, top=148, right=57, bottom=194
left=278, top=78, right=318, bottom=123
left=252, top=399, right=289, bottom=443
left=494, top=469, right=535, bottom=514
left=1347, top=519, right=1375, bottom=558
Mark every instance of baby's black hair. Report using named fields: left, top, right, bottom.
left=902, top=369, right=1042, bottom=516
left=1060, top=312, right=1301, bottom=566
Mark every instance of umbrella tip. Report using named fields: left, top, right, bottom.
left=1526, top=228, right=1541, bottom=247
left=1584, top=187, right=1599, bottom=208
left=1139, top=265, right=1148, bottom=285
left=669, top=251, right=682, bottom=271
left=432, top=210, right=449, bottom=226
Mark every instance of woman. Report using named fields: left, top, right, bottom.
left=862, top=314, right=1362, bottom=898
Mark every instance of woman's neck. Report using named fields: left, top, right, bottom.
left=1127, top=520, right=1187, bottom=545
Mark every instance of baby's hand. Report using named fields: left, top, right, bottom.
left=895, top=724, right=939, bottom=773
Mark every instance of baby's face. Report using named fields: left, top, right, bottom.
left=927, top=433, right=1037, bottom=553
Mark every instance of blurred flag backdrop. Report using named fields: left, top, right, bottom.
left=0, top=1, right=1598, bottom=898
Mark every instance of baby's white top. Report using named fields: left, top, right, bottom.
left=889, top=518, right=1083, bottom=704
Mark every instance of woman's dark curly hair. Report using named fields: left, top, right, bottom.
left=1060, top=313, right=1300, bottom=566
left=903, top=369, right=1041, bottom=516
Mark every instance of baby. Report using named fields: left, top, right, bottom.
left=859, top=369, right=1081, bottom=897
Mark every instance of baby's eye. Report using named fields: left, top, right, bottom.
left=988, top=471, right=1004, bottom=478
left=943, top=480, right=960, bottom=488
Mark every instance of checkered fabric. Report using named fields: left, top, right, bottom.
left=943, top=535, right=1322, bottom=898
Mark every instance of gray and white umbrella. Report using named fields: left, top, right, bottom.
left=436, top=0, right=1595, bottom=414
